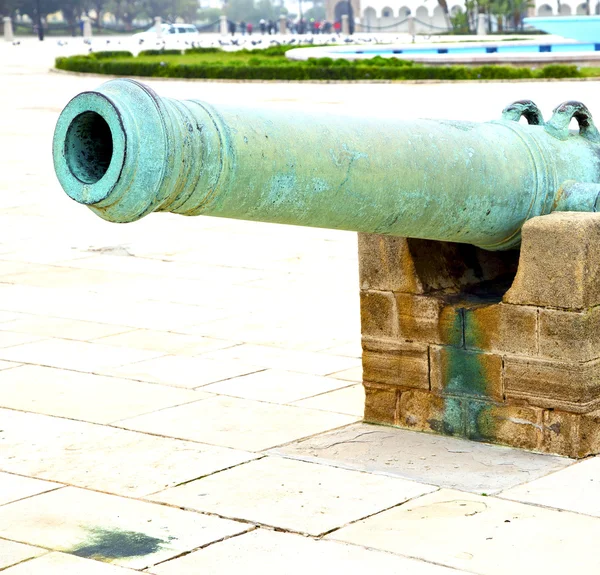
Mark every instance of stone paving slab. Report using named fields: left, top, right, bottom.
left=2, top=552, right=140, bottom=574
left=0, top=487, right=250, bottom=570
left=118, top=395, right=359, bottom=451
left=201, top=369, right=354, bottom=403
left=0, top=365, right=203, bottom=423
left=0, top=472, right=61, bottom=506
left=271, top=423, right=572, bottom=494
left=293, top=383, right=365, bottom=416
left=329, top=488, right=600, bottom=574
left=0, top=316, right=132, bottom=341
left=502, top=456, right=600, bottom=516
left=200, top=343, right=360, bottom=376
left=0, top=409, right=257, bottom=497
left=150, top=456, right=436, bottom=536
left=0, top=338, right=163, bottom=373
left=0, top=539, right=46, bottom=570
left=148, top=528, right=467, bottom=575
left=99, top=355, right=264, bottom=390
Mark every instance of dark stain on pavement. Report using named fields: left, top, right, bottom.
left=70, top=527, right=166, bottom=560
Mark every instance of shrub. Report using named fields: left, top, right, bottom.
left=184, top=46, right=221, bottom=54
left=54, top=52, right=584, bottom=82
left=138, top=49, right=182, bottom=57
left=90, top=50, right=134, bottom=59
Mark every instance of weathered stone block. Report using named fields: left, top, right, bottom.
left=363, top=383, right=398, bottom=425
left=504, top=356, right=600, bottom=413
left=396, top=293, right=463, bottom=346
left=538, top=307, right=600, bottom=363
left=541, top=409, right=600, bottom=458
left=504, top=212, right=600, bottom=310
left=359, top=291, right=398, bottom=339
left=464, top=302, right=538, bottom=355
left=430, top=345, right=503, bottom=402
left=397, top=389, right=464, bottom=436
left=542, top=410, right=576, bottom=458
left=362, top=338, right=429, bottom=390
left=465, top=401, right=543, bottom=451
left=358, top=234, right=423, bottom=293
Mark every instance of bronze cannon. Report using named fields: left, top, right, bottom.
left=53, top=79, right=600, bottom=250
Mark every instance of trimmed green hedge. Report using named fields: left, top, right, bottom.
left=56, top=49, right=583, bottom=81
left=138, top=49, right=183, bottom=57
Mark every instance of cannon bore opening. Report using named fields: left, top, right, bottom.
left=64, top=111, right=113, bottom=184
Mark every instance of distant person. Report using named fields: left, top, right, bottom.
left=333, top=20, right=341, bottom=34
left=247, top=22, right=253, bottom=35
left=267, top=19, right=274, bottom=34
left=229, top=20, right=236, bottom=36
left=259, top=19, right=266, bottom=34
left=240, top=21, right=247, bottom=35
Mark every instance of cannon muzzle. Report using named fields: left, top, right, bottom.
left=53, top=79, right=600, bottom=250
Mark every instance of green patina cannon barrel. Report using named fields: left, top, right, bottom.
left=53, top=79, right=600, bottom=251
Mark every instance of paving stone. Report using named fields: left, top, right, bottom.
left=0, top=339, right=163, bottom=373
left=148, top=528, right=465, bottom=575
left=271, top=423, right=571, bottom=494
left=200, top=344, right=359, bottom=376
left=119, top=395, right=358, bottom=451
left=319, top=341, right=362, bottom=358
left=0, top=488, right=249, bottom=570
left=150, top=456, right=435, bottom=536
left=201, top=369, right=351, bottom=403
left=0, top=472, right=61, bottom=506
left=0, top=316, right=131, bottom=341
left=0, top=365, right=203, bottom=423
left=0, top=361, right=20, bottom=371
left=0, top=539, right=46, bottom=570
left=293, top=384, right=365, bottom=416
left=2, top=552, right=140, bottom=574
left=502, top=456, right=600, bottom=516
left=100, top=355, right=262, bottom=389
left=0, top=332, right=44, bottom=349
left=95, top=329, right=235, bottom=355
left=328, top=366, right=363, bottom=382
left=0, top=409, right=257, bottom=496
left=329, top=489, right=600, bottom=574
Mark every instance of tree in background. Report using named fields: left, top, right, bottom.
left=197, top=6, right=221, bottom=22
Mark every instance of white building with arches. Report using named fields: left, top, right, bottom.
left=325, top=0, right=598, bottom=33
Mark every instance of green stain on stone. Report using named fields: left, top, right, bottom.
left=429, top=397, right=464, bottom=436
left=438, top=305, right=497, bottom=440
left=70, top=528, right=167, bottom=561
left=466, top=400, right=494, bottom=441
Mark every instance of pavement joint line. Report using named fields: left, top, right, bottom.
left=0, top=336, right=50, bottom=350
left=316, top=487, right=442, bottom=540
left=147, top=526, right=259, bottom=569
left=288, top=380, right=360, bottom=401
left=142, top=455, right=268, bottom=496
left=256, top=421, right=363, bottom=453
left=0, top=551, right=52, bottom=574
left=186, top=381, right=358, bottom=405
left=0, top=486, right=66, bottom=509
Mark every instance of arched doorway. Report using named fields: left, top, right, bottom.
left=362, top=6, right=376, bottom=31
left=334, top=0, right=355, bottom=33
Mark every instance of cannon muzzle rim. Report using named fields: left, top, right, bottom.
left=53, top=91, right=127, bottom=207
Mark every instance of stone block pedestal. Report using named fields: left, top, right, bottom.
left=359, top=213, right=600, bottom=458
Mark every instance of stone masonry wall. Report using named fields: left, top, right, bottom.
left=359, top=212, right=600, bottom=458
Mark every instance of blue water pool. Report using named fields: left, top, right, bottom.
left=339, top=42, right=600, bottom=57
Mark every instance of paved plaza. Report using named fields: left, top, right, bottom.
left=1, top=37, right=600, bottom=574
